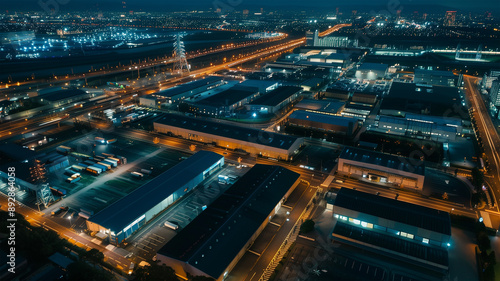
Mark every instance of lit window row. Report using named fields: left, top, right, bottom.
left=334, top=213, right=439, bottom=245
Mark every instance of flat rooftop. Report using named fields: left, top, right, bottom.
left=381, top=82, right=462, bottom=116
left=414, top=69, right=456, bottom=78
left=333, top=221, right=449, bottom=267
left=195, top=86, right=257, bottom=106
left=155, top=114, right=301, bottom=150
left=249, top=86, right=302, bottom=107
left=295, top=99, right=345, bottom=114
left=156, top=76, right=222, bottom=98
left=87, top=151, right=224, bottom=232
left=335, top=188, right=450, bottom=235
left=339, top=146, right=425, bottom=176
left=289, top=110, right=356, bottom=127
left=158, top=164, right=300, bottom=278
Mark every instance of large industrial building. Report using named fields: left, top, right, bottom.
left=154, top=114, right=303, bottom=160
left=235, top=79, right=280, bottom=94
left=153, top=76, right=225, bottom=104
left=376, top=114, right=462, bottom=141
left=490, top=79, right=500, bottom=107
left=338, top=146, right=426, bottom=191
left=380, top=82, right=463, bottom=118
left=332, top=188, right=451, bottom=279
left=156, top=164, right=301, bottom=280
left=294, top=99, right=345, bottom=114
left=86, top=151, right=224, bottom=245
left=34, top=88, right=100, bottom=107
left=414, top=69, right=461, bottom=87
left=288, top=110, right=359, bottom=136
left=246, top=86, right=302, bottom=114
left=355, top=63, right=388, bottom=80
left=186, top=86, right=259, bottom=116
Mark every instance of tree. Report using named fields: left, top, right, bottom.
left=442, top=192, right=449, bottom=200
left=300, top=219, right=315, bottom=234
left=67, top=260, right=113, bottom=281
left=189, top=144, right=196, bottom=151
left=133, top=263, right=178, bottom=281
left=82, top=249, right=104, bottom=266
left=471, top=167, right=484, bottom=190
left=477, top=231, right=491, bottom=252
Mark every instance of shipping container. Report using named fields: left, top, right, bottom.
left=86, top=166, right=102, bottom=175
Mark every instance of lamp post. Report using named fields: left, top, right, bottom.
left=68, top=216, right=72, bottom=229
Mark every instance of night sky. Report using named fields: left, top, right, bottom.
left=3, top=0, right=500, bottom=13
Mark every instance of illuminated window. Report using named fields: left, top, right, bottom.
left=366, top=223, right=373, bottom=229
left=407, top=234, right=414, bottom=239
left=334, top=214, right=339, bottom=218
left=353, top=219, right=360, bottom=225
left=422, top=238, right=429, bottom=244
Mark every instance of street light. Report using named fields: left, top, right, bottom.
left=68, top=216, right=72, bottom=229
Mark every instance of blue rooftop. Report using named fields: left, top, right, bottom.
left=88, top=151, right=224, bottom=232
left=340, top=146, right=425, bottom=176
left=289, top=110, right=356, bottom=127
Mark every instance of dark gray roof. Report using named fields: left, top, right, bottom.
left=195, top=86, right=257, bottom=106
left=88, top=151, right=224, bottom=232
left=156, top=76, right=222, bottom=98
left=289, top=110, right=356, bottom=127
left=0, top=143, right=36, bottom=162
left=158, top=164, right=300, bottom=278
left=414, top=69, right=456, bottom=78
left=295, top=99, right=345, bottom=114
left=38, top=89, right=88, bottom=101
left=334, top=188, right=451, bottom=235
left=339, top=146, right=425, bottom=176
left=381, top=82, right=462, bottom=116
left=333, top=221, right=449, bottom=267
left=249, top=86, right=302, bottom=107
left=49, top=252, right=74, bottom=269
left=154, top=114, right=301, bottom=150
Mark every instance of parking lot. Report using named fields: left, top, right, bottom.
left=122, top=163, right=251, bottom=262
left=41, top=131, right=197, bottom=230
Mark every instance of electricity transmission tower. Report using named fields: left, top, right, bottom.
left=173, top=33, right=190, bottom=75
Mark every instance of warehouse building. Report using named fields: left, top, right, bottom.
left=294, top=99, right=345, bottom=115
left=154, top=114, right=303, bottom=160
left=338, top=146, right=425, bottom=191
left=154, top=76, right=225, bottom=104
left=300, top=77, right=325, bottom=91
left=377, top=115, right=459, bottom=141
left=414, top=69, right=460, bottom=87
left=246, top=86, right=302, bottom=114
left=288, top=110, right=359, bottom=136
left=380, top=82, right=463, bottom=118
left=187, top=86, right=259, bottom=116
left=86, top=151, right=224, bottom=245
left=235, top=79, right=280, bottom=94
left=341, top=103, right=373, bottom=121
left=34, top=88, right=100, bottom=108
left=351, top=92, right=378, bottom=104
left=355, top=63, right=388, bottom=80
left=156, top=164, right=301, bottom=280
left=322, top=88, right=350, bottom=100
left=332, top=188, right=451, bottom=278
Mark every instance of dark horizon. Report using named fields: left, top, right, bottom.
left=2, top=0, right=500, bottom=14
